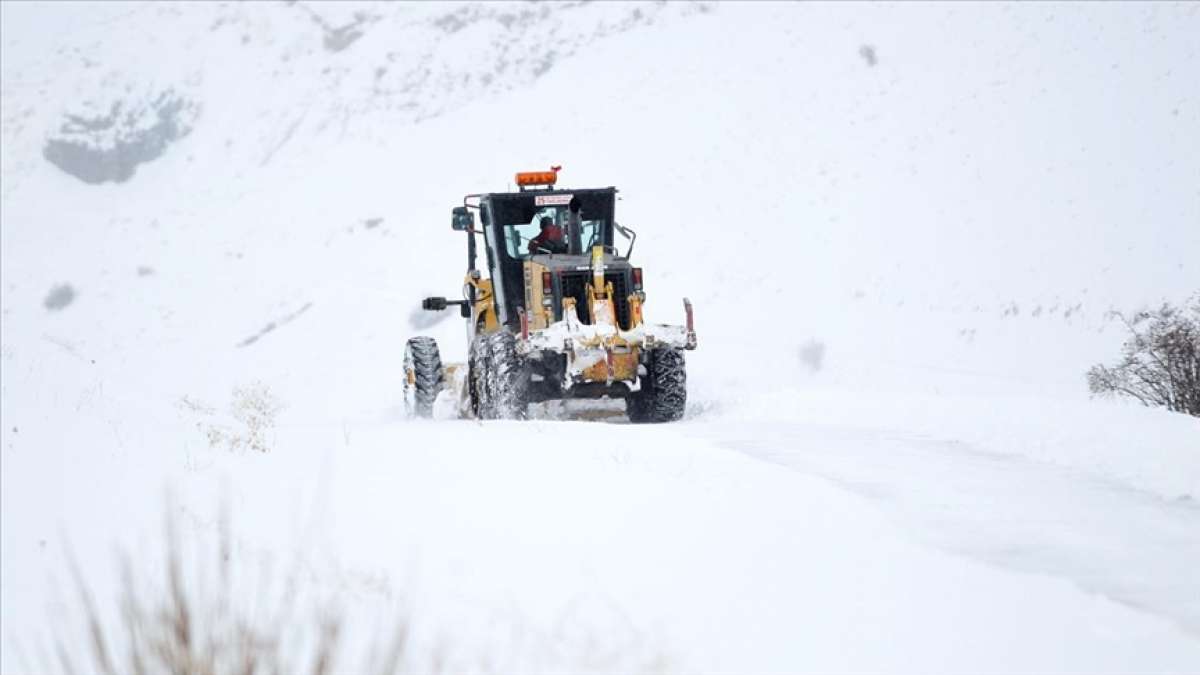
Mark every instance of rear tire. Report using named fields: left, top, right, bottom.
left=486, top=331, right=529, bottom=420
left=403, top=336, right=444, bottom=418
left=626, top=348, right=686, bottom=423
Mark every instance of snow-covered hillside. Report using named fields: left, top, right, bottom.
left=2, top=2, right=1199, bottom=672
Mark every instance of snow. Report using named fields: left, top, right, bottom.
left=3, top=1, right=1200, bottom=672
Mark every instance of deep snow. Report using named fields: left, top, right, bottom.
left=3, top=1, right=1199, bottom=672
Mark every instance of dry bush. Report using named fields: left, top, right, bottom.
left=179, top=382, right=283, bottom=453
left=42, top=508, right=670, bottom=675
left=52, top=510, right=409, bottom=675
left=1088, top=295, right=1200, bottom=417
left=229, top=382, right=284, bottom=453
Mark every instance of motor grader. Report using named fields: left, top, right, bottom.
left=403, top=167, right=696, bottom=423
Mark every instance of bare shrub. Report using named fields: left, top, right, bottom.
left=179, top=382, right=283, bottom=453
left=230, top=382, right=284, bottom=453
left=1087, top=295, right=1200, bottom=417
left=55, top=509, right=409, bottom=675
left=44, top=501, right=669, bottom=674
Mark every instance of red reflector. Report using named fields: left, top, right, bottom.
left=632, top=268, right=643, bottom=289
left=542, top=270, right=553, bottom=289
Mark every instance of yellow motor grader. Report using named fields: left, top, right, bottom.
left=404, top=167, right=697, bottom=422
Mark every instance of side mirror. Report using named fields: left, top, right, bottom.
left=614, top=221, right=637, bottom=259
left=451, top=206, right=474, bottom=231
left=423, top=296, right=472, bottom=318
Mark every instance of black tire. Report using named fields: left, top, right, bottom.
left=404, top=336, right=444, bottom=418
left=486, top=331, right=529, bottom=420
left=468, top=333, right=491, bottom=419
left=626, top=348, right=687, bottom=423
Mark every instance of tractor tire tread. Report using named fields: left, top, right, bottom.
left=627, top=348, right=687, bottom=423
left=405, top=336, right=444, bottom=418
left=486, top=331, right=529, bottom=420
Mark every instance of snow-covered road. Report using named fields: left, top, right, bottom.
left=5, top=1, right=1200, bottom=671
left=695, top=420, right=1200, bottom=637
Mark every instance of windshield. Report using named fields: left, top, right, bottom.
left=502, top=205, right=605, bottom=259
left=490, top=191, right=615, bottom=260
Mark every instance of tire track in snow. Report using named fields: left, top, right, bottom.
left=693, top=421, right=1200, bottom=638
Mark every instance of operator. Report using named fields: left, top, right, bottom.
left=527, top=215, right=568, bottom=254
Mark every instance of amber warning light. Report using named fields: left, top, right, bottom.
left=515, top=165, right=561, bottom=188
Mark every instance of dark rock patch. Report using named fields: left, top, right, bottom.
left=43, top=88, right=198, bottom=184
left=237, top=302, right=314, bottom=348
left=859, top=44, right=877, bottom=67
left=43, top=284, right=77, bottom=311
left=798, top=340, right=826, bottom=373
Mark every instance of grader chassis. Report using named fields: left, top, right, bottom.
left=403, top=167, right=696, bottom=423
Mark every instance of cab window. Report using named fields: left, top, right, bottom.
left=504, top=207, right=558, bottom=259
left=503, top=208, right=607, bottom=258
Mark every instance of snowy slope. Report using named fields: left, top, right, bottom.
left=3, top=1, right=1200, bottom=672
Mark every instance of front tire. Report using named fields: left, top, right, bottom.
left=486, top=331, right=529, bottom=420
left=404, top=336, right=444, bottom=418
left=626, top=348, right=686, bottom=423
left=468, top=333, right=491, bottom=418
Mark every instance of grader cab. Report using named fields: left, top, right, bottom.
left=404, top=167, right=696, bottom=423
